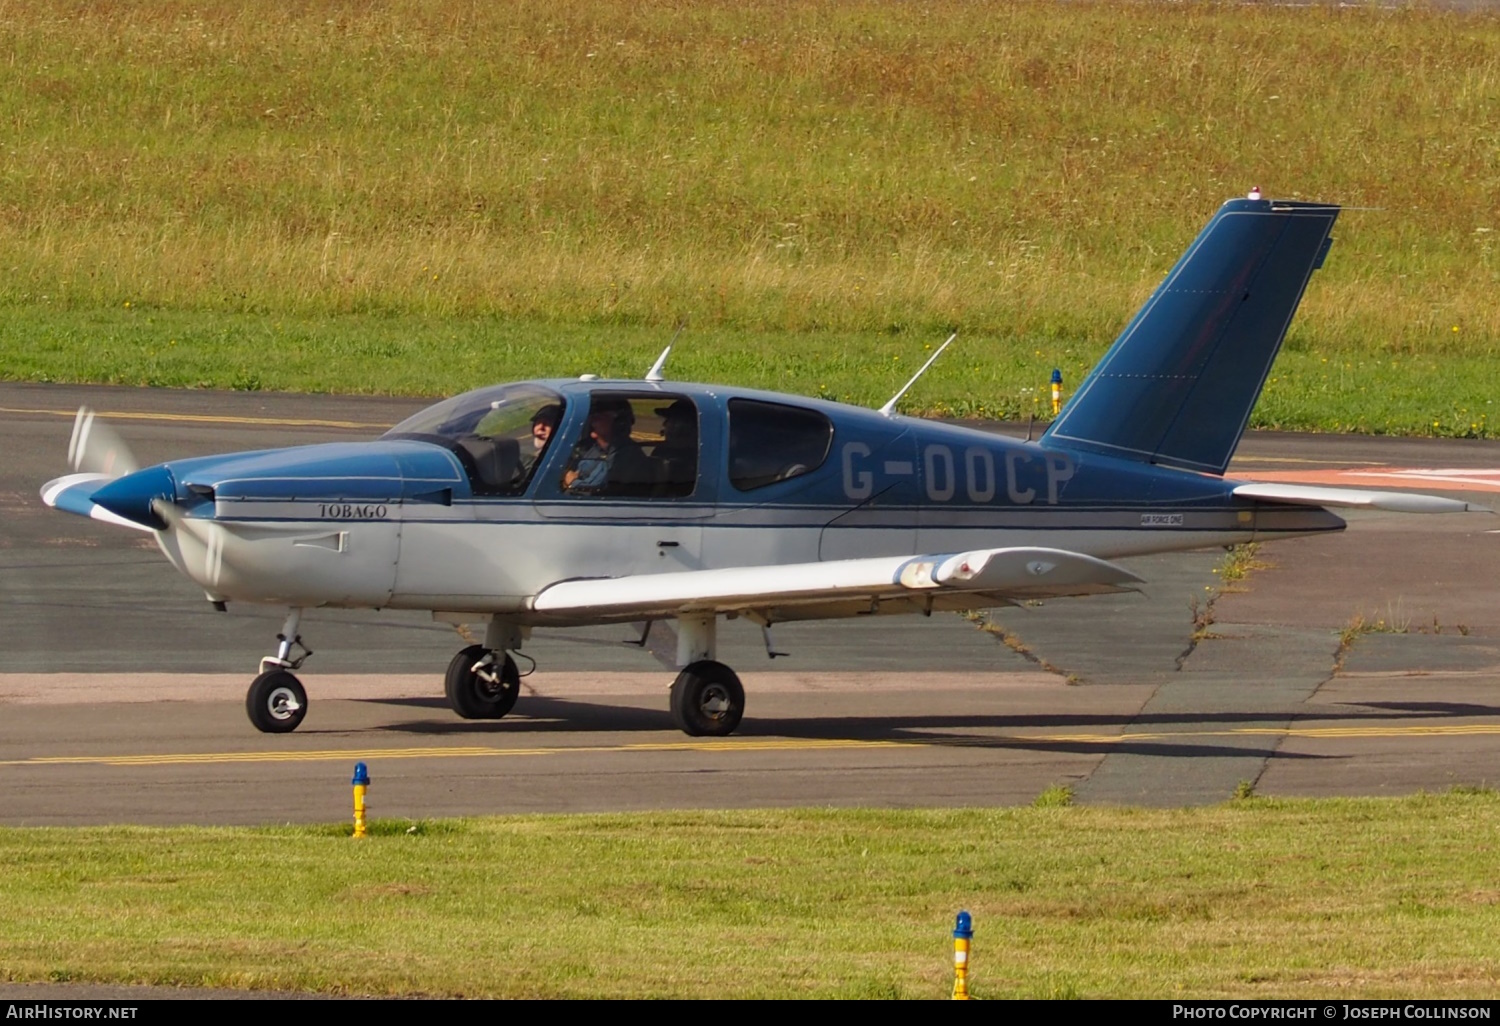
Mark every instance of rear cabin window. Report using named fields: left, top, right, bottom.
left=558, top=392, right=700, bottom=499
left=727, top=399, right=833, bottom=491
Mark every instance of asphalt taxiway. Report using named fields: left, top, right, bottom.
left=3, top=381, right=1499, bottom=825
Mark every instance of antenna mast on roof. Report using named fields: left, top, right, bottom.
left=878, top=332, right=957, bottom=417
left=644, top=321, right=687, bottom=383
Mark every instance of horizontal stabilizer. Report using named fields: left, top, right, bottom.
left=532, top=546, right=1142, bottom=622
left=1232, top=481, right=1489, bottom=514
left=1044, top=197, right=1339, bottom=475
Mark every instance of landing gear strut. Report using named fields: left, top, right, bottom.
left=667, top=613, right=745, bottom=737
left=247, top=608, right=312, bottom=733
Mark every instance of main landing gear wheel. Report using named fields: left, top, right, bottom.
left=446, top=644, right=521, bottom=720
left=246, top=669, right=308, bottom=734
left=670, top=660, right=745, bottom=737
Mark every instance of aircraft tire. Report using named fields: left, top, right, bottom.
left=670, top=660, right=745, bottom=737
left=445, top=644, right=521, bottom=720
left=246, top=669, right=308, bottom=733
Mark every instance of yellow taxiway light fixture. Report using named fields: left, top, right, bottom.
left=952, top=910, right=973, bottom=999
left=352, top=761, right=370, bottom=838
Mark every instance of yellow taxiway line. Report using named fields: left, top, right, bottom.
left=0, top=406, right=387, bottom=431
left=4, top=724, right=1499, bottom=770
left=1, top=737, right=900, bottom=768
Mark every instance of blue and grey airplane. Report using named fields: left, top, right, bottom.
left=41, top=194, right=1482, bottom=737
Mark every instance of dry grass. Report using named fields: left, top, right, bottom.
left=4, top=1, right=1499, bottom=335
left=2, top=1, right=1499, bottom=429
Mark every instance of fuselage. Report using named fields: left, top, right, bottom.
left=37, top=196, right=1363, bottom=740
left=87, top=378, right=1344, bottom=622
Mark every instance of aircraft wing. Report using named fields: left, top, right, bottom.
left=532, top=546, right=1144, bottom=623
left=1231, top=481, right=1488, bottom=514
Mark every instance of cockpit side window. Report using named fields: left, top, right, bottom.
left=384, top=383, right=565, bottom=496
left=727, top=399, right=833, bottom=491
left=560, top=392, right=699, bottom=499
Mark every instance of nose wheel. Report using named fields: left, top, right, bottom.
left=670, top=660, right=745, bottom=737
left=245, top=607, right=313, bottom=734
left=446, top=644, right=522, bottom=720
left=247, top=669, right=307, bottom=733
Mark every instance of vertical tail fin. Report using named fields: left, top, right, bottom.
left=1041, top=196, right=1338, bottom=475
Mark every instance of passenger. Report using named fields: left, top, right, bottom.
left=563, top=399, right=651, bottom=494
left=652, top=399, right=698, bottom=494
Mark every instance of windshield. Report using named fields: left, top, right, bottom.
left=385, top=383, right=566, bottom=496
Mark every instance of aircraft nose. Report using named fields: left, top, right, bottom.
left=90, top=464, right=177, bottom=530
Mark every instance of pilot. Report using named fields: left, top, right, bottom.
left=563, top=399, right=651, bottom=494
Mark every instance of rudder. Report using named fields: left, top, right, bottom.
left=1042, top=197, right=1338, bottom=475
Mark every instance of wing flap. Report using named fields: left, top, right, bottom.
left=1232, top=482, right=1488, bottom=514
left=532, top=546, right=1143, bottom=621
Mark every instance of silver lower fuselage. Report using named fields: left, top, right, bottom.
left=154, top=496, right=1343, bottom=624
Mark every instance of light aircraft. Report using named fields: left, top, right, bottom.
left=40, top=193, right=1484, bottom=737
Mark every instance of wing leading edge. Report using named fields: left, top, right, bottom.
left=531, top=546, right=1144, bottom=624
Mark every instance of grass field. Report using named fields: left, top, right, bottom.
left=3, top=795, right=1500, bottom=998
left=2, top=1, right=1499, bottom=432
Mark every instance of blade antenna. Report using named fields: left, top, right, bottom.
left=878, top=332, right=957, bottom=417
left=644, top=322, right=687, bottom=383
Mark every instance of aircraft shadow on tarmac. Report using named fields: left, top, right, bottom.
left=363, top=711, right=1318, bottom=760
left=1357, top=701, right=1500, bottom=717
left=345, top=693, right=1500, bottom=760
left=357, top=694, right=1500, bottom=733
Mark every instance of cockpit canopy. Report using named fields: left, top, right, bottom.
left=384, top=383, right=565, bottom=496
